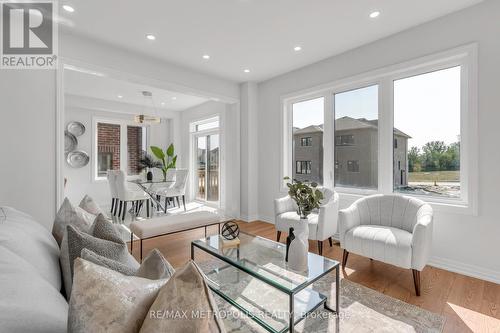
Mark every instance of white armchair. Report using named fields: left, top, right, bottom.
left=274, top=188, right=340, bottom=255
left=339, top=194, right=433, bottom=296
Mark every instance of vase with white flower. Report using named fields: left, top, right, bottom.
left=283, top=176, right=324, bottom=271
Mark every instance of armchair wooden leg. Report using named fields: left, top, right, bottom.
left=318, top=241, right=323, bottom=256
left=342, top=249, right=349, bottom=267
left=276, top=231, right=281, bottom=242
left=328, top=237, right=333, bottom=247
left=182, top=195, right=186, bottom=211
left=412, top=269, right=421, bottom=296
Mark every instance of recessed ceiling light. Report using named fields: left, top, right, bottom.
left=171, top=97, right=177, bottom=100
left=146, top=34, right=156, bottom=41
left=369, top=11, right=380, bottom=18
left=117, top=95, right=123, bottom=99
left=294, top=46, right=302, bottom=52
left=202, top=54, right=210, bottom=60
left=161, top=102, right=165, bottom=106
left=62, top=5, right=75, bottom=13
left=243, top=69, right=250, bottom=73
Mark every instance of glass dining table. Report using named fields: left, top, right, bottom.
left=128, top=179, right=175, bottom=215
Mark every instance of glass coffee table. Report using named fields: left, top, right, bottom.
left=191, top=232, right=339, bottom=333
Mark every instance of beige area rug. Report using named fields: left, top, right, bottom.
left=199, top=261, right=445, bottom=333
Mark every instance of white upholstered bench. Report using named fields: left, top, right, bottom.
left=129, top=211, right=227, bottom=260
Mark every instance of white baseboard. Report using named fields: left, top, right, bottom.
left=239, top=214, right=260, bottom=222
left=428, top=256, right=500, bottom=284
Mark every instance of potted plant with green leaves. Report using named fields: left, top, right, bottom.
left=138, top=151, right=163, bottom=181
left=284, top=176, right=324, bottom=271
left=150, top=144, right=177, bottom=181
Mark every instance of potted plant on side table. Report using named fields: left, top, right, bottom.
left=284, top=176, right=323, bottom=271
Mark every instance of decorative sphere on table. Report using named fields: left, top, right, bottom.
left=221, top=221, right=240, bottom=240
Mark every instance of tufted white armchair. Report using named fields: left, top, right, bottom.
left=339, top=194, right=433, bottom=296
left=274, top=188, right=340, bottom=255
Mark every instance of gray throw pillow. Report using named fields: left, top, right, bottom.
left=80, top=248, right=137, bottom=276
left=61, top=214, right=139, bottom=297
left=52, top=197, right=95, bottom=246
left=81, top=248, right=175, bottom=280
left=139, top=260, right=226, bottom=333
left=136, top=249, right=175, bottom=280
left=69, top=258, right=167, bottom=333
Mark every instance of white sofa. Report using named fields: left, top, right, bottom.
left=0, top=206, right=68, bottom=332
left=274, top=188, right=340, bottom=255
left=338, top=194, right=433, bottom=296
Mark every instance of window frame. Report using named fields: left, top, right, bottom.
left=92, top=117, right=150, bottom=182
left=281, top=44, right=478, bottom=215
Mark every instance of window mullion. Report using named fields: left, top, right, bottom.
left=378, top=78, right=393, bottom=194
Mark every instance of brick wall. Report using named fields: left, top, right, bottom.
left=127, top=126, right=142, bottom=175
left=97, top=123, right=120, bottom=171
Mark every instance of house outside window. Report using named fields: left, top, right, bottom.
left=300, top=137, right=312, bottom=146
left=335, top=135, right=355, bottom=146
left=296, top=161, right=312, bottom=174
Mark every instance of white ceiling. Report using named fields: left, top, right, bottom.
left=60, top=0, right=483, bottom=82
left=64, top=68, right=209, bottom=111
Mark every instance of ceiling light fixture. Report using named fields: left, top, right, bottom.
left=135, top=91, right=161, bottom=124
left=294, top=46, right=302, bottom=51
left=117, top=95, right=123, bottom=99
left=161, top=102, right=165, bottom=106
left=62, top=5, right=75, bottom=12
left=243, top=69, right=250, bottom=73
left=171, top=97, right=177, bottom=100
left=369, top=11, right=380, bottom=18
left=202, top=54, right=210, bottom=60
left=146, top=34, right=156, bottom=41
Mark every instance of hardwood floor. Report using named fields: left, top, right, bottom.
left=129, top=221, right=500, bottom=333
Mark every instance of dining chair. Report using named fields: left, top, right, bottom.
left=157, top=169, right=188, bottom=211
left=115, top=170, right=151, bottom=220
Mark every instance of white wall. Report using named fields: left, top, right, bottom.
left=63, top=95, right=175, bottom=206
left=240, top=83, right=259, bottom=221
left=0, top=71, right=56, bottom=229
left=256, top=0, right=500, bottom=283
left=179, top=101, right=240, bottom=218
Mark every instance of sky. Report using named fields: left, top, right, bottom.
left=292, top=66, right=461, bottom=149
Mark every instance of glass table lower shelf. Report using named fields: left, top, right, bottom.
left=204, top=263, right=328, bottom=333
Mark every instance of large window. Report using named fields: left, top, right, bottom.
left=95, top=120, right=148, bottom=180
left=393, top=67, right=461, bottom=198
left=291, top=97, right=324, bottom=184
left=283, top=45, right=476, bottom=210
left=334, top=85, right=378, bottom=189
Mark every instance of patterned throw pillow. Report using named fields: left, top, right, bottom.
left=52, top=198, right=95, bottom=246
left=60, top=214, right=139, bottom=297
left=68, top=258, right=167, bottom=333
left=139, top=260, right=226, bottom=333
left=79, top=195, right=108, bottom=218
